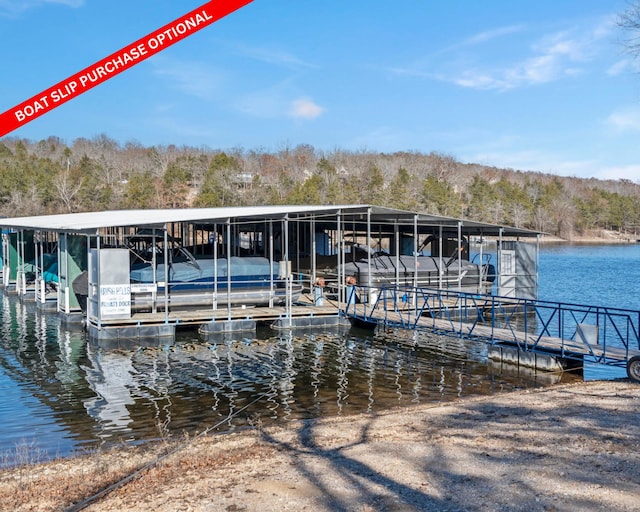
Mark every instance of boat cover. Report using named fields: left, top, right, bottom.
left=130, top=256, right=275, bottom=283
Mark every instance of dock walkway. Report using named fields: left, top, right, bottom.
left=344, top=286, right=640, bottom=381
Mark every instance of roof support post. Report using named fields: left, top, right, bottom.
left=535, top=233, right=540, bottom=299
left=284, top=214, right=291, bottom=323
left=151, top=229, right=157, bottom=314
left=16, top=230, right=24, bottom=296
left=163, top=226, right=169, bottom=319
left=498, top=227, right=504, bottom=296
left=311, top=216, right=316, bottom=293
left=95, top=233, right=102, bottom=326
left=477, top=230, right=484, bottom=293
left=35, top=231, right=43, bottom=304
left=413, top=215, right=419, bottom=313
left=337, top=210, right=343, bottom=310
left=457, top=221, right=463, bottom=292
left=269, top=220, right=274, bottom=308
left=212, top=223, right=218, bottom=311
left=226, top=218, right=232, bottom=320
left=366, top=207, right=372, bottom=313
left=394, top=219, right=400, bottom=286
left=438, top=225, right=443, bottom=289
left=413, top=214, right=418, bottom=289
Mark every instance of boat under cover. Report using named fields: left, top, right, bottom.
left=129, top=256, right=302, bottom=310
left=342, top=254, right=495, bottom=292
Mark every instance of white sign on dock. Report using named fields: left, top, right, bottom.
left=90, top=248, right=132, bottom=320
left=99, top=284, right=131, bottom=317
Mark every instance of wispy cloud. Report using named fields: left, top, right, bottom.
left=607, top=59, right=631, bottom=76
left=233, top=44, right=317, bottom=70
left=606, top=58, right=640, bottom=76
left=468, top=146, right=604, bottom=177
left=150, top=116, right=220, bottom=140
left=606, top=106, right=640, bottom=132
left=464, top=143, right=640, bottom=182
left=152, top=58, right=224, bottom=100
left=458, top=25, right=526, bottom=47
left=235, top=86, right=287, bottom=119
left=289, top=98, right=324, bottom=120
left=393, top=16, right=616, bottom=92
left=452, top=30, right=594, bottom=91
left=389, top=24, right=526, bottom=81
left=348, top=126, right=412, bottom=152
left=0, top=0, right=82, bottom=16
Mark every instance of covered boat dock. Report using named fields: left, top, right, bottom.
left=0, top=205, right=540, bottom=341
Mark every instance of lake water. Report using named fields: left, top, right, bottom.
left=537, top=243, right=640, bottom=310
left=1, top=243, right=638, bottom=467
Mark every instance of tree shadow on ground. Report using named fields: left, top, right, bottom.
left=258, top=382, right=640, bottom=511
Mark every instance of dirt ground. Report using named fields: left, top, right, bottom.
left=1, top=379, right=639, bottom=512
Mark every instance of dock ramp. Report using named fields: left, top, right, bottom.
left=343, top=285, right=640, bottom=382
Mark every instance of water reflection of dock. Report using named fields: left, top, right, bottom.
left=1, top=287, right=576, bottom=465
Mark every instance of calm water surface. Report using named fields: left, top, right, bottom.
left=1, top=243, right=637, bottom=466
left=538, top=243, right=640, bottom=310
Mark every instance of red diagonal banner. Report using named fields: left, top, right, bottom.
left=0, top=0, right=253, bottom=138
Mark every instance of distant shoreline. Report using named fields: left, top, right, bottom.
left=540, top=231, right=638, bottom=244
left=472, top=230, right=639, bottom=245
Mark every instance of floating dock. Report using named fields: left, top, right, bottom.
left=0, top=205, right=540, bottom=343
left=88, top=301, right=348, bottom=340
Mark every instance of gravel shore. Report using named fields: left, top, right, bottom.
left=1, top=379, right=638, bottom=512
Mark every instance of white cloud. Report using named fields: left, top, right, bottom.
left=289, top=98, right=324, bottom=120
left=594, top=164, right=640, bottom=182
left=234, top=88, right=325, bottom=121
left=606, top=107, right=640, bottom=132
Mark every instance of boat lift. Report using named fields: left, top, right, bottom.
left=343, top=284, right=640, bottom=382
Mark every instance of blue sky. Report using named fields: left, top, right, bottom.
left=1, top=0, right=639, bottom=181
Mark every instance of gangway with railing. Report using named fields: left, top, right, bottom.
left=342, top=285, right=640, bottom=382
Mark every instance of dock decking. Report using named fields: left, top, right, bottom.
left=95, top=303, right=341, bottom=327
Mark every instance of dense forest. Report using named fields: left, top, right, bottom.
left=0, top=135, right=638, bottom=240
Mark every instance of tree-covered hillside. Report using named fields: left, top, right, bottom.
left=1, top=135, right=638, bottom=239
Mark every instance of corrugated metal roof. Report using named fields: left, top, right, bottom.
left=0, top=205, right=539, bottom=237
left=0, top=205, right=349, bottom=232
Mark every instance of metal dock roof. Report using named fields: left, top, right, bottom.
left=0, top=204, right=539, bottom=237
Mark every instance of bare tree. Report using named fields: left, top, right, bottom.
left=54, top=162, right=84, bottom=212
left=619, top=1, right=640, bottom=58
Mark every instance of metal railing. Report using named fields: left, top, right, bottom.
left=344, top=285, right=640, bottom=367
